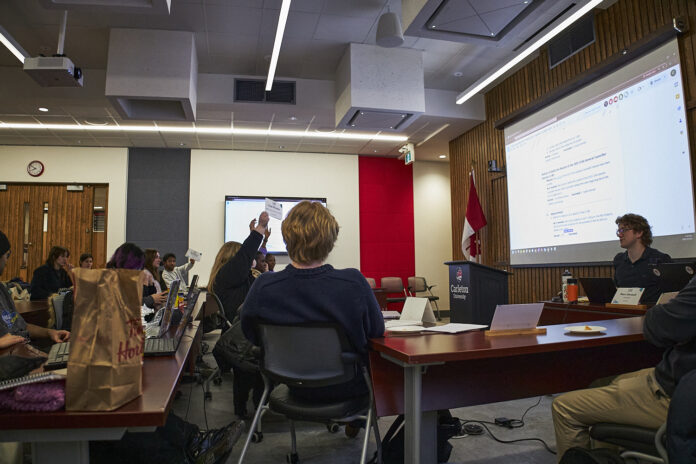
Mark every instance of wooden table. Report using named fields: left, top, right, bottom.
left=369, top=317, right=663, bottom=464
left=0, top=321, right=201, bottom=464
left=540, top=300, right=647, bottom=325
left=372, top=288, right=388, bottom=311
left=14, top=299, right=50, bottom=327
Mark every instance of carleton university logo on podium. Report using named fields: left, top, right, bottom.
left=451, top=267, right=469, bottom=300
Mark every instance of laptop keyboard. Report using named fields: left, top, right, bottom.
left=144, top=337, right=176, bottom=354
left=43, top=336, right=178, bottom=370
left=44, top=341, right=70, bottom=370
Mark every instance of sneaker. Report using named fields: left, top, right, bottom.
left=188, top=420, right=245, bottom=464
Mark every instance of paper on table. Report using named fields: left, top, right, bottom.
left=265, top=198, right=283, bottom=220
left=185, top=248, right=202, bottom=261
left=381, top=311, right=401, bottom=319
left=422, top=323, right=487, bottom=334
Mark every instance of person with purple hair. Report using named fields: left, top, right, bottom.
left=106, top=243, right=166, bottom=308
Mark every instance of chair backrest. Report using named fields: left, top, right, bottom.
left=365, top=277, right=376, bottom=289
left=206, top=291, right=233, bottom=328
left=667, top=368, right=696, bottom=462
left=258, top=323, right=360, bottom=388
left=380, top=277, right=404, bottom=293
left=407, top=276, right=427, bottom=293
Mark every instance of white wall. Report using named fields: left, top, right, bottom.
left=413, top=161, right=452, bottom=310
left=0, top=146, right=128, bottom=257
left=189, top=149, right=360, bottom=285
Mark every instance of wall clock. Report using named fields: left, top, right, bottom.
left=27, top=160, right=44, bottom=177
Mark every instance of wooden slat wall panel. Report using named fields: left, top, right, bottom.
left=450, top=0, right=696, bottom=303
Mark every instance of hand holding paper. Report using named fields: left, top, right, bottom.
left=185, top=248, right=202, bottom=262
left=265, top=198, right=283, bottom=220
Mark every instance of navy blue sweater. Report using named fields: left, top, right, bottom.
left=241, top=264, right=385, bottom=355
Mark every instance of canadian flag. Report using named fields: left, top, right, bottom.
left=461, top=170, right=487, bottom=261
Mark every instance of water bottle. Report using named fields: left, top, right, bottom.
left=567, top=278, right=579, bottom=304
left=562, top=270, right=572, bottom=303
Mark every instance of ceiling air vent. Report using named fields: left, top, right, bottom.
left=235, top=79, right=296, bottom=104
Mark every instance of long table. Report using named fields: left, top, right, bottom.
left=0, top=321, right=201, bottom=464
left=369, top=317, right=663, bottom=464
left=14, top=299, right=50, bottom=327
left=540, top=300, right=646, bottom=325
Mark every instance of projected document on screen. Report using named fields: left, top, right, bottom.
left=505, top=39, right=694, bottom=266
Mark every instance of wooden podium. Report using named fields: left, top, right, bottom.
left=445, top=261, right=510, bottom=325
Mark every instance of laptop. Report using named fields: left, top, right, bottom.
left=158, top=279, right=181, bottom=337
left=185, top=274, right=199, bottom=301
left=579, top=277, right=617, bottom=304
left=45, top=288, right=201, bottom=370
left=384, top=297, right=437, bottom=328
left=655, top=262, right=695, bottom=294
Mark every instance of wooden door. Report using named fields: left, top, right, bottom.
left=0, top=184, right=98, bottom=280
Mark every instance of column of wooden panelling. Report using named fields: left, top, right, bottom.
left=450, top=0, right=696, bottom=304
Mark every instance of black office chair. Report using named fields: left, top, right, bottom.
left=202, top=292, right=232, bottom=400
left=590, top=422, right=667, bottom=463
left=237, top=323, right=381, bottom=464
left=407, top=276, right=441, bottom=320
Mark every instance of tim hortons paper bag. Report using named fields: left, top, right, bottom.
left=66, top=268, right=144, bottom=411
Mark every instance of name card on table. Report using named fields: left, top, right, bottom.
left=611, top=287, right=644, bottom=306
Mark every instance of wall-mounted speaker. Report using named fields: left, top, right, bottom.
left=548, top=11, right=596, bottom=69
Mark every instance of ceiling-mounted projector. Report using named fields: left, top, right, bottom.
left=23, top=56, right=83, bottom=87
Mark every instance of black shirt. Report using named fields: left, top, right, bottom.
left=644, top=275, right=696, bottom=396
left=613, top=246, right=672, bottom=303
left=30, top=264, right=72, bottom=300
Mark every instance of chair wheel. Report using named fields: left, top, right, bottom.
left=213, top=377, right=222, bottom=385
left=204, top=391, right=212, bottom=400
left=251, top=431, right=263, bottom=443
left=327, top=423, right=340, bottom=433
left=286, top=452, right=299, bottom=464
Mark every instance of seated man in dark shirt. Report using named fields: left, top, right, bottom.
left=30, top=245, right=73, bottom=300
left=613, top=213, right=671, bottom=302
left=0, top=231, right=70, bottom=349
left=552, top=273, right=696, bottom=460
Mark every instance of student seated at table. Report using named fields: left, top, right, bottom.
left=240, top=201, right=385, bottom=403
left=106, top=244, right=167, bottom=310
left=552, top=274, right=696, bottom=460
left=79, top=253, right=93, bottom=269
left=29, top=245, right=73, bottom=300
left=265, top=253, right=276, bottom=272
left=613, top=213, right=671, bottom=303
left=209, top=212, right=268, bottom=417
left=161, top=252, right=195, bottom=292
left=0, top=231, right=70, bottom=348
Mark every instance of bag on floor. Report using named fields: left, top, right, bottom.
left=380, top=410, right=461, bottom=463
left=559, top=447, right=625, bottom=463
left=66, top=268, right=144, bottom=411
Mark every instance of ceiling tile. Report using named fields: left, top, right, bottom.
left=321, top=0, right=385, bottom=18
left=313, top=15, right=375, bottom=42
left=204, top=5, right=263, bottom=34
left=470, top=0, right=530, bottom=15
left=261, top=10, right=320, bottom=39
left=263, top=0, right=325, bottom=12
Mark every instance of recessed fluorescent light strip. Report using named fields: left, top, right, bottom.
left=456, top=0, right=603, bottom=105
left=266, top=0, right=292, bottom=91
left=0, top=26, right=29, bottom=64
left=0, top=123, right=408, bottom=142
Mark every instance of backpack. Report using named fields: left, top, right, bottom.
left=380, top=410, right=461, bottom=463
left=559, top=447, right=625, bottom=464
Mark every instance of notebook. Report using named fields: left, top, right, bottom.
left=44, top=288, right=202, bottom=369
left=0, top=371, right=65, bottom=391
left=579, top=277, right=617, bottom=304
left=384, top=297, right=437, bottom=329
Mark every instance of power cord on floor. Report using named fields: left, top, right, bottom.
left=201, top=383, right=210, bottom=431
left=451, top=396, right=556, bottom=456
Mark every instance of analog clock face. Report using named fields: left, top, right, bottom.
left=27, top=160, right=44, bottom=177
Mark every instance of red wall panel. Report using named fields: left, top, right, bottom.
left=359, top=157, right=415, bottom=308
